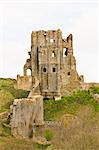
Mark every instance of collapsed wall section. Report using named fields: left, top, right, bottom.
left=10, top=95, right=43, bottom=138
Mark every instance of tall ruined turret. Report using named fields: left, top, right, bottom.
left=17, top=29, right=84, bottom=99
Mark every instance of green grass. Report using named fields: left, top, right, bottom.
left=0, top=136, right=40, bottom=150
left=44, top=90, right=99, bottom=121
left=0, top=78, right=99, bottom=150
left=0, top=78, right=29, bottom=99
left=0, top=78, right=99, bottom=119
left=0, top=90, right=14, bottom=112
left=0, top=78, right=29, bottom=113
left=44, top=129, right=53, bottom=141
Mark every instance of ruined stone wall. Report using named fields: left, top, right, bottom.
left=17, top=75, right=32, bottom=91
left=31, top=29, right=62, bottom=98
left=81, top=82, right=99, bottom=90
left=60, top=34, right=83, bottom=95
left=17, top=29, right=84, bottom=98
left=10, top=95, right=43, bottom=138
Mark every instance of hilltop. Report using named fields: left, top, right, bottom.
left=0, top=78, right=99, bottom=150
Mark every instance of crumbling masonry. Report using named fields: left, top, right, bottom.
left=17, top=29, right=84, bottom=99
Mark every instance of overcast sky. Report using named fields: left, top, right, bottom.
left=0, top=0, right=99, bottom=82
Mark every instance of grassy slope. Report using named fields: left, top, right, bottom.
left=44, top=89, right=99, bottom=121
left=0, top=78, right=99, bottom=150
left=0, top=78, right=29, bottom=112
left=44, top=88, right=99, bottom=150
left=0, top=136, right=47, bottom=150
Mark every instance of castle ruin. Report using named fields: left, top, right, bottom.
left=11, top=29, right=85, bottom=138
left=17, top=29, right=84, bottom=99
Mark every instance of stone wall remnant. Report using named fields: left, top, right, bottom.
left=10, top=95, right=43, bottom=138
left=17, top=29, right=84, bottom=98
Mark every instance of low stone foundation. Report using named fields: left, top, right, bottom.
left=10, top=95, right=43, bottom=139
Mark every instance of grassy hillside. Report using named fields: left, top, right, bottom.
left=44, top=89, right=99, bottom=121
left=0, top=78, right=29, bottom=112
left=0, top=78, right=99, bottom=150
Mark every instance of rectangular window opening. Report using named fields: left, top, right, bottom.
left=53, top=68, right=56, bottom=72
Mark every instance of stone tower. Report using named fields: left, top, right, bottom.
left=17, top=29, right=84, bottom=99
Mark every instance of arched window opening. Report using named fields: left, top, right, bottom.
left=27, top=69, right=31, bottom=76
left=43, top=68, right=46, bottom=72
left=52, top=51, right=55, bottom=57
left=63, top=48, right=68, bottom=57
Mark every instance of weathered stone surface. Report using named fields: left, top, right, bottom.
left=10, top=95, right=43, bottom=138
left=17, top=75, right=32, bottom=91
left=17, top=29, right=84, bottom=98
